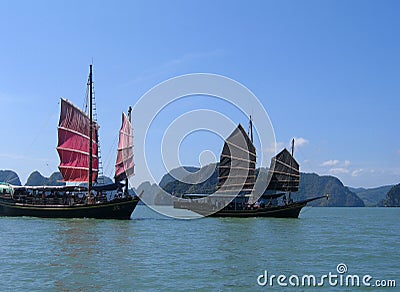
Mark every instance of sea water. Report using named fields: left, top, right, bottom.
left=0, top=207, right=398, bottom=291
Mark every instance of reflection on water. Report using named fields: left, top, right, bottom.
left=51, top=220, right=100, bottom=290
left=49, top=219, right=141, bottom=291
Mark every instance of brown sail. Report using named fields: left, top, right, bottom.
left=218, top=124, right=256, bottom=195
left=266, top=148, right=300, bottom=192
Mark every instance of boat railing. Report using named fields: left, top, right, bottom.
left=12, top=193, right=112, bottom=206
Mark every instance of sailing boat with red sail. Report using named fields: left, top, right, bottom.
left=0, top=66, right=140, bottom=219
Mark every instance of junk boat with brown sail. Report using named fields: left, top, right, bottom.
left=173, top=118, right=327, bottom=218
left=0, top=66, right=140, bottom=219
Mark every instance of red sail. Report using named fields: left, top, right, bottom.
left=115, top=113, right=134, bottom=181
left=57, top=98, right=99, bottom=182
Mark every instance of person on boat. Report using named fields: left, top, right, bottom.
left=98, top=191, right=106, bottom=202
left=68, top=192, right=73, bottom=206
left=87, top=193, right=95, bottom=204
left=283, top=195, right=287, bottom=205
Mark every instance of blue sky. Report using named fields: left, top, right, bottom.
left=0, top=0, right=399, bottom=188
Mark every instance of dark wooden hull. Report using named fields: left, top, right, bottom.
left=174, top=196, right=326, bottom=218
left=210, top=202, right=307, bottom=218
left=0, top=196, right=140, bottom=220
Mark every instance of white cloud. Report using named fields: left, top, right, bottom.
left=321, top=159, right=351, bottom=167
left=351, top=169, right=363, bottom=177
left=268, top=138, right=308, bottom=154
left=321, top=159, right=340, bottom=166
left=329, top=167, right=349, bottom=174
left=293, top=137, right=308, bottom=147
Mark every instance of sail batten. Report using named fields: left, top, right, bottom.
left=57, top=147, right=99, bottom=156
left=59, top=166, right=99, bottom=171
left=58, top=126, right=93, bottom=140
left=115, top=113, right=134, bottom=182
left=225, top=141, right=257, bottom=157
left=57, top=98, right=99, bottom=182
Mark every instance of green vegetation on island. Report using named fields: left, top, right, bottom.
left=298, top=173, right=364, bottom=207
left=349, top=185, right=393, bottom=206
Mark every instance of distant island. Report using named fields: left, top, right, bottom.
left=348, top=185, right=392, bottom=206
left=0, top=167, right=399, bottom=207
left=151, top=164, right=399, bottom=207
left=154, top=165, right=365, bottom=207
left=379, top=184, right=400, bottom=207
left=0, top=170, right=21, bottom=186
left=25, top=171, right=65, bottom=186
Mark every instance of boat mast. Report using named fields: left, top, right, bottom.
left=291, top=138, right=294, bottom=157
left=88, top=65, right=93, bottom=197
left=125, top=106, right=132, bottom=195
left=249, top=115, right=253, bottom=143
left=289, top=138, right=295, bottom=202
left=248, top=115, right=254, bottom=203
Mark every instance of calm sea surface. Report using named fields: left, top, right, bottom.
left=0, top=206, right=398, bottom=291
